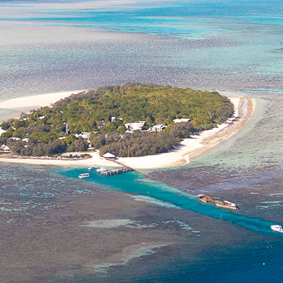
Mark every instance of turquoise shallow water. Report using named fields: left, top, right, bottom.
left=59, top=169, right=279, bottom=235
left=4, top=0, right=283, bottom=35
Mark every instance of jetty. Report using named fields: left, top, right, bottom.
left=99, top=154, right=134, bottom=176
left=100, top=166, right=132, bottom=176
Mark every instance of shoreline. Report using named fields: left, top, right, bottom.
left=0, top=90, right=85, bottom=110
left=0, top=91, right=255, bottom=169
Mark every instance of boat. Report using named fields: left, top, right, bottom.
left=96, top=167, right=107, bottom=173
left=271, top=225, right=283, bottom=233
left=78, top=173, right=90, bottom=179
left=197, top=194, right=215, bottom=203
left=88, top=166, right=97, bottom=170
left=215, top=200, right=238, bottom=210
left=197, top=194, right=238, bottom=210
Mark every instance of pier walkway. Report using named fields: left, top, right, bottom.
left=99, top=158, right=133, bottom=176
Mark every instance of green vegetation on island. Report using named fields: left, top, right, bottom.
left=0, top=83, right=234, bottom=157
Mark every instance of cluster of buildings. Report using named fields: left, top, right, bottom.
left=59, top=116, right=191, bottom=150
left=123, top=117, right=190, bottom=133
left=0, top=115, right=191, bottom=153
left=0, top=137, right=31, bottom=153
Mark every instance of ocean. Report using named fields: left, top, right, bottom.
left=0, top=0, right=283, bottom=282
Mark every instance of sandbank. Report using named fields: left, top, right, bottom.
left=0, top=91, right=255, bottom=169
left=0, top=90, right=84, bottom=109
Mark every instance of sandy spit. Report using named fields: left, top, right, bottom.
left=0, top=90, right=85, bottom=109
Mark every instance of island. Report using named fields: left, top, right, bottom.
left=0, top=83, right=234, bottom=160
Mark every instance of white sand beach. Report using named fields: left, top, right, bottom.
left=0, top=91, right=255, bottom=169
left=0, top=90, right=84, bottom=109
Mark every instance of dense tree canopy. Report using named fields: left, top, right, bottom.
left=0, top=83, right=234, bottom=157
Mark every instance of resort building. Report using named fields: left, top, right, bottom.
left=75, top=132, right=91, bottom=141
left=103, top=152, right=116, bottom=159
left=152, top=124, right=167, bottom=132
left=173, top=118, right=191, bottom=123
left=0, top=144, right=10, bottom=152
left=0, top=127, right=6, bottom=136
left=124, top=121, right=145, bottom=132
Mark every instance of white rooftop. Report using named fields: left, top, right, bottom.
left=173, top=118, right=190, bottom=123
left=0, top=127, right=6, bottom=136
left=103, top=152, right=116, bottom=158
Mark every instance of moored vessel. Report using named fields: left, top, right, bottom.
left=271, top=225, right=283, bottom=233
left=215, top=200, right=238, bottom=210
left=197, top=194, right=214, bottom=203
left=96, top=167, right=107, bottom=173
left=78, top=173, right=90, bottom=179
left=88, top=166, right=96, bottom=170
left=197, top=194, right=238, bottom=210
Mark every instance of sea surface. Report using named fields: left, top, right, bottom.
left=1, top=0, right=283, bottom=282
